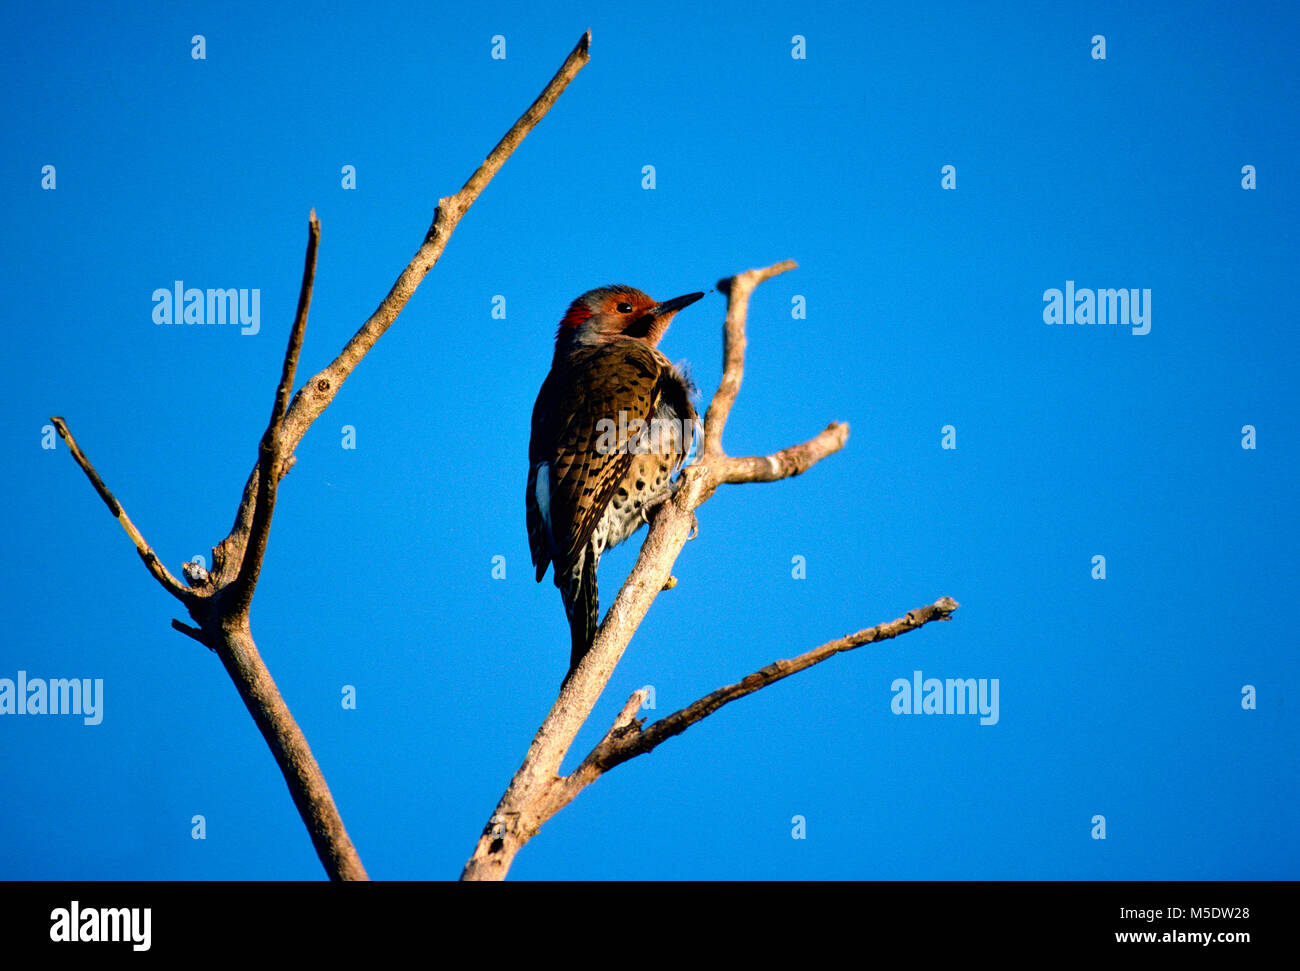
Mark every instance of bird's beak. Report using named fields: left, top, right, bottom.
left=653, top=291, right=705, bottom=317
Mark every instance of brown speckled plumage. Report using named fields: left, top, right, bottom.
left=527, top=285, right=704, bottom=675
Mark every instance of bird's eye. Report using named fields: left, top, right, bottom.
left=616, top=302, right=634, bottom=314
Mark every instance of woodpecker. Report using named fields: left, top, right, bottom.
left=527, top=285, right=705, bottom=677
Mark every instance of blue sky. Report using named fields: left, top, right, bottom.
left=2, top=0, right=1296, bottom=879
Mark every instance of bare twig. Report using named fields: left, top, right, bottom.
left=720, top=422, right=850, bottom=483
left=461, top=259, right=881, bottom=881
left=49, top=417, right=195, bottom=604
left=227, top=210, right=319, bottom=618
left=578, top=598, right=960, bottom=778
left=170, top=618, right=209, bottom=646
left=702, top=259, right=799, bottom=460
left=533, top=598, right=960, bottom=824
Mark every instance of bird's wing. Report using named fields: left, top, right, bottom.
left=537, top=341, right=669, bottom=573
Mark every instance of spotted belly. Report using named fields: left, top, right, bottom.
left=590, top=452, right=678, bottom=557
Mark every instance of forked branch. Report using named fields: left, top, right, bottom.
left=210, top=31, right=592, bottom=587
left=461, top=260, right=918, bottom=882
left=52, top=32, right=594, bottom=881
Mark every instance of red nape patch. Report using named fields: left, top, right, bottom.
left=560, top=301, right=593, bottom=330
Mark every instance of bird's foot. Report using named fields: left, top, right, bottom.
left=686, top=513, right=699, bottom=541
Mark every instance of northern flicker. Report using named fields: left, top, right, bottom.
left=527, top=285, right=705, bottom=677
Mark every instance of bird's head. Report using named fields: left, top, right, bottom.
left=555, top=285, right=704, bottom=352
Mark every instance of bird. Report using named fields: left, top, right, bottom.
left=527, top=284, right=705, bottom=678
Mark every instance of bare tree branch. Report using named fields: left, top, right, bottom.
left=702, top=259, right=799, bottom=461
left=216, top=624, right=368, bottom=880
left=52, top=33, right=593, bottom=881
left=227, top=210, right=319, bottom=618
left=211, top=29, right=593, bottom=587
left=530, top=597, right=960, bottom=823
left=583, top=597, right=959, bottom=773
left=720, top=421, right=850, bottom=484
left=56, top=213, right=368, bottom=881
left=461, top=259, right=883, bottom=881
left=49, top=416, right=196, bottom=605
left=52, top=26, right=953, bottom=882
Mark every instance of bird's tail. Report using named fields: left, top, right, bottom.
left=562, top=550, right=599, bottom=679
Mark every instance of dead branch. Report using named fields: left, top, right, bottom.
left=577, top=598, right=959, bottom=775
left=49, top=417, right=195, bottom=604
left=461, top=260, right=932, bottom=882
left=51, top=31, right=592, bottom=881
left=210, top=31, right=592, bottom=587
left=227, top=209, right=319, bottom=618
